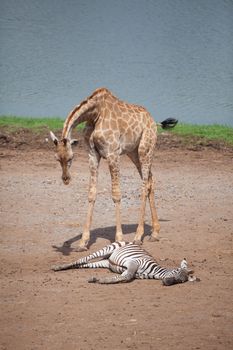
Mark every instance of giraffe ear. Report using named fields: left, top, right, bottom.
left=50, top=131, right=58, bottom=146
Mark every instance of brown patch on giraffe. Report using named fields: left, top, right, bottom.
left=113, top=103, right=121, bottom=115
left=110, top=119, right=118, bottom=130
left=102, top=130, right=115, bottom=140
left=118, top=119, right=128, bottom=131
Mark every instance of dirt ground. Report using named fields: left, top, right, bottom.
left=0, top=129, right=233, bottom=350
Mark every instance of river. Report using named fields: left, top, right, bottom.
left=0, top=0, right=232, bottom=125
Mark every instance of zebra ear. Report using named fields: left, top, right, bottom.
left=50, top=131, right=58, bottom=146
left=62, top=138, right=67, bottom=146
left=70, top=139, right=79, bottom=146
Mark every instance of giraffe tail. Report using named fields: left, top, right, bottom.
left=158, top=118, right=178, bottom=129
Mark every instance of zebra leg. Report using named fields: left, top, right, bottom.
left=52, top=262, right=74, bottom=271
left=88, top=271, right=134, bottom=284
left=52, top=259, right=110, bottom=271
left=88, top=260, right=138, bottom=284
left=52, top=242, right=125, bottom=271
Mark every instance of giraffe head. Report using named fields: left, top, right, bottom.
left=50, top=131, right=78, bottom=185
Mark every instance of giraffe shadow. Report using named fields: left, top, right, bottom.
left=52, top=223, right=153, bottom=256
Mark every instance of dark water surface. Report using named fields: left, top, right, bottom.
left=0, top=0, right=233, bottom=125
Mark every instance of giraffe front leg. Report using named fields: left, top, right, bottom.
left=108, top=155, right=123, bottom=242
left=78, top=150, right=100, bottom=251
left=78, top=201, right=94, bottom=251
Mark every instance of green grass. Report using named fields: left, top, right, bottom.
left=169, top=123, right=233, bottom=146
left=0, top=116, right=233, bottom=146
left=0, top=115, right=64, bottom=131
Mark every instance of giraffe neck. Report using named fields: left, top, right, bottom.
left=62, top=100, right=98, bottom=140
left=62, top=88, right=109, bottom=139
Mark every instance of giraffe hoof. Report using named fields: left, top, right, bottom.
left=75, top=245, right=88, bottom=252
left=133, top=239, right=142, bottom=246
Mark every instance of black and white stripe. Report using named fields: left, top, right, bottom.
left=52, top=242, right=193, bottom=285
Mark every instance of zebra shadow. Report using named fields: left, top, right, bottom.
left=52, top=223, right=153, bottom=256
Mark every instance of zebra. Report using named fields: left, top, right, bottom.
left=52, top=241, right=197, bottom=285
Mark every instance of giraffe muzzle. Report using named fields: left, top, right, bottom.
left=62, top=173, right=71, bottom=185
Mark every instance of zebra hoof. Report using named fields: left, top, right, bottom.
left=188, top=275, right=201, bottom=282
left=88, top=277, right=99, bottom=283
left=148, top=235, right=159, bottom=242
left=51, top=265, right=61, bottom=271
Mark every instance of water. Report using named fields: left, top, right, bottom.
left=0, top=0, right=233, bottom=125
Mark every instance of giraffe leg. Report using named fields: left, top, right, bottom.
left=128, top=152, right=160, bottom=242
left=133, top=175, right=149, bottom=244
left=78, top=149, right=100, bottom=250
left=148, top=171, right=160, bottom=241
left=127, top=151, right=147, bottom=244
left=107, top=154, right=123, bottom=242
left=134, top=131, right=156, bottom=244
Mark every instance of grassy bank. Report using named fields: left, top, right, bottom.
left=0, top=115, right=233, bottom=146
left=169, top=123, right=233, bottom=146
left=0, top=116, right=64, bottom=131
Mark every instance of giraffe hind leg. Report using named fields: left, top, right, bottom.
left=133, top=131, right=159, bottom=244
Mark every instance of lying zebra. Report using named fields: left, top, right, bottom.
left=52, top=241, right=197, bottom=285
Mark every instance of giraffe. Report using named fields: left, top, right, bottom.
left=50, top=88, right=177, bottom=251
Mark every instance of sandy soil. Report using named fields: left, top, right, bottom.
left=0, top=129, right=233, bottom=350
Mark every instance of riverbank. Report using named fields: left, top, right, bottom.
left=0, top=116, right=233, bottom=151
